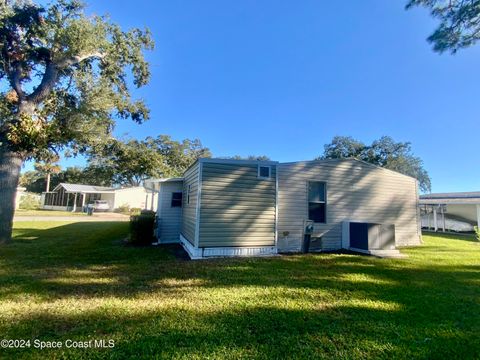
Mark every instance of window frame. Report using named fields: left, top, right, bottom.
left=171, top=192, right=183, bottom=208
left=257, top=165, right=271, bottom=179
left=307, top=181, right=327, bottom=224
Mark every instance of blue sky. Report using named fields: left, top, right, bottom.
left=26, top=0, right=480, bottom=193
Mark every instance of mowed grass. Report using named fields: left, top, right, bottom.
left=0, top=222, right=479, bottom=359
left=14, top=209, right=87, bottom=217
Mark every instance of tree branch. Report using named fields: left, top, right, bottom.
left=56, top=52, right=105, bottom=69
left=26, top=61, right=58, bottom=106
left=26, top=52, right=105, bottom=106
left=8, top=63, right=25, bottom=100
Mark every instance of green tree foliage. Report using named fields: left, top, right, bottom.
left=33, top=155, right=61, bottom=191
left=88, top=136, right=211, bottom=186
left=20, top=135, right=211, bottom=191
left=406, top=0, right=480, bottom=53
left=0, top=0, right=153, bottom=242
left=143, top=135, right=212, bottom=178
left=19, top=165, right=113, bottom=193
left=319, top=136, right=432, bottom=193
left=0, top=0, right=153, bottom=158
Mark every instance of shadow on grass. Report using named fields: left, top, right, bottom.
left=422, top=231, right=479, bottom=243
left=0, top=222, right=478, bottom=359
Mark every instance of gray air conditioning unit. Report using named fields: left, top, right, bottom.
left=348, top=222, right=395, bottom=251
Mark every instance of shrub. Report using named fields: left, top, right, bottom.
left=129, top=210, right=156, bottom=245
left=19, top=193, right=41, bottom=210
left=474, top=226, right=480, bottom=242
left=114, top=203, right=131, bottom=214
left=130, top=208, right=142, bottom=216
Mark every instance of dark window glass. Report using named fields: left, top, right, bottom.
left=171, top=192, right=183, bottom=207
left=308, top=202, right=326, bottom=223
left=308, top=182, right=326, bottom=223
left=259, top=166, right=270, bottom=178
left=187, top=185, right=191, bottom=204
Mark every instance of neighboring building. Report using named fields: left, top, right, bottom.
left=41, top=183, right=157, bottom=212
left=419, top=192, right=480, bottom=232
left=146, top=158, right=421, bottom=259
left=15, top=187, right=27, bottom=210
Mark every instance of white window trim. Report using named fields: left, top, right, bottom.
left=257, top=165, right=271, bottom=179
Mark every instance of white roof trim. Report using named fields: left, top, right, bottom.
left=419, top=199, right=480, bottom=205
left=144, top=177, right=184, bottom=183
left=199, top=158, right=278, bottom=166
left=53, top=183, right=116, bottom=193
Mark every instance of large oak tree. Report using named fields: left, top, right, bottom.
left=0, top=0, right=153, bottom=243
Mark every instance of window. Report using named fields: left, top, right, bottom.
left=308, top=181, right=326, bottom=223
left=187, top=184, right=191, bottom=204
left=258, top=165, right=271, bottom=179
left=171, top=192, right=182, bottom=207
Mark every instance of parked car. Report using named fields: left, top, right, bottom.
left=88, top=200, right=110, bottom=212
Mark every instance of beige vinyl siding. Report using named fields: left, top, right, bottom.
left=278, top=159, right=421, bottom=252
left=157, top=181, right=183, bottom=243
left=180, top=162, right=199, bottom=245
left=199, top=162, right=277, bottom=247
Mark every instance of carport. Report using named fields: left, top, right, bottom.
left=42, top=183, right=115, bottom=212
left=419, top=192, right=480, bottom=232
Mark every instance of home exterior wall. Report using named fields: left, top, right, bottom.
left=198, top=162, right=277, bottom=248
left=180, top=162, right=200, bottom=245
left=277, top=159, right=421, bottom=252
left=112, top=187, right=149, bottom=211
left=156, top=181, right=183, bottom=243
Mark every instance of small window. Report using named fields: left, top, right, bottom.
left=171, top=192, right=182, bottom=207
left=187, top=184, right=191, bottom=204
left=308, top=181, right=326, bottom=223
left=258, top=165, right=271, bottom=179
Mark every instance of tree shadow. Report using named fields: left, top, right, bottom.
left=1, top=221, right=479, bottom=358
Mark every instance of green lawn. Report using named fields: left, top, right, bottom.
left=1, top=222, right=479, bottom=359
left=14, top=209, right=87, bottom=217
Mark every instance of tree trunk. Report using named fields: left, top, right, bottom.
left=0, top=148, right=23, bottom=244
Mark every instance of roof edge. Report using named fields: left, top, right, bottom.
left=280, top=158, right=418, bottom=181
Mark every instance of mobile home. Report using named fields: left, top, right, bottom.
left=146, top=158, right=421, bottom=259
